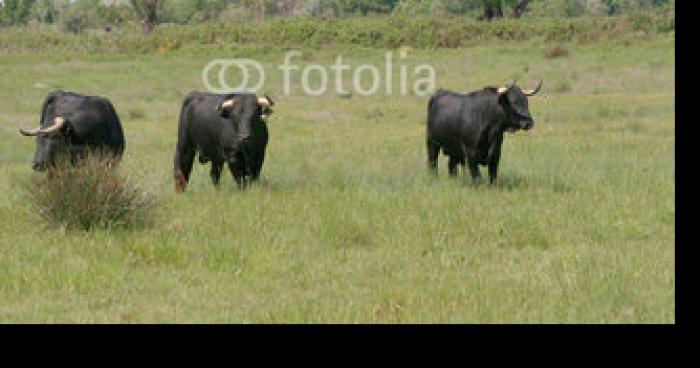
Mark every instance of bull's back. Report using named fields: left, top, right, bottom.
left=427, top=91, right=467, bottom=139
left=427, top=90, right=487, bottom=155
left=49, top=93, right=124, bottom=153
left=179, top=92, right=232, bottom=161
left=180, top=92, right=226, bottom=137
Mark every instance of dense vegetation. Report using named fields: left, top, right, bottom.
left=0, top=11, right=674, bottom=54
left=0, top=0, right=675, bottom=28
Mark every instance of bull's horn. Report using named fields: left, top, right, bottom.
left=523, top=79, right=543, bottom=96
left=19, top=126, right=43, bottom=136
left=216, top=99, right=235, bottom=111
left=258, top=95, right=274, bottom=107
left=497, top=80, right=516, bottom=96
left=19, top=117, right=66, bottom=136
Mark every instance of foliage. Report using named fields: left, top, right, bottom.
left=528, top=0, right=587, bottom=17
left=0, top=12, right=675, bottom=53
left=28, top=0, right=57, bottom=24
left=0, top=0, right=675, bottom=28
left=0, top=0, right=36, bottom=25
left=20, top=152, right=157, bottom=231
left=59, top=0, right=100, bottom=34
left=130, top=0, right=159, bottom=34
left=95, top=2, right=134, bottom=25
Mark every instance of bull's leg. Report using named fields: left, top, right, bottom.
left=465, top=150, right=482, bottom=185
left=174, top=144, right=195, bottom=193
left=227, top=160, right=247, bottom=189
left=467, top=159, right=482, bottom=184
left=448, top=155, right=460, bottom=177
left=249, top=151, right=265, bottom=182
left=427, top=139, right=439, bottom=175
left=248, top=163, right=260, bottom=182
left=488, top=156, right=501, bottom=184
left=250, top=167, right=261, bottom=182
left=487, top=142, right=502, bottom=184
left=210, top=161, right=223, bottom=187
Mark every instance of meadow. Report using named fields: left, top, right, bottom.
left=0, top=21, right=674, bottom=322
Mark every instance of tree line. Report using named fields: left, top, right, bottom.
left=0, top=0, right=674, bottom=35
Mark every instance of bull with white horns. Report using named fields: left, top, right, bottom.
left=426, top=79, right=543, bottom=184
left=174, top=92, right=274, bottom=191
left=19, top=90, right=125, bottom=171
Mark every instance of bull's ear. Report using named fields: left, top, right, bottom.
left=497, top=80, right=515, bottom=97
left=258, top=95, right=274, bottom=107
left=258, top=95, right=274, bottom=119
left=261, top=107, right=274, bottom=119
left=216, top=98, right=235, bottom=118
left=59, top=119, right=74, bottom=137
left=497, top=87, right=509, bottom=96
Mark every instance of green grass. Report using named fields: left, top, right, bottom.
left=0, top=32, right=674, bottom=322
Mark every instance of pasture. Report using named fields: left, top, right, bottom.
left=0, top=28, right=674, bottom=322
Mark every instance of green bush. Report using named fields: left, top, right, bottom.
left=0, top=12, right=674, bottom=54
left=59, top=3, right=99, bottom=34
left=28, top=0, right=56, bottom=24
left=20, top=152, right=157, bottom=231
left=95, top=2, right=133, bottom=26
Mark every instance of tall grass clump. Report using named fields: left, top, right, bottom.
left=544, top=44, right=569, bottom=59
left=20, top=152, right=157, bottom=231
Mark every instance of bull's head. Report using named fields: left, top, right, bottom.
left=19, top=116, right=73, bottom=171
left=497, top=79, right=542, bottom=132
left=216, top=94, right=274, bottom=144
left=216, top=94, right=275, bottom=159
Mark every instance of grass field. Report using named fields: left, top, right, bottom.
left=0, top=27, right=674, bottom=322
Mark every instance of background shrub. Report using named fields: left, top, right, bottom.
left=0, top=8, right=675, bottom=53
left=59, top=1, right=99, bottom=34
left=544, top=44, right=570, bottom=59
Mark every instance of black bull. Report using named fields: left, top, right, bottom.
left=173, top=92, right=274, bottom=192
left=426, top=80, right=542, bottom=183
left=19, top=90, right=125, bottom=171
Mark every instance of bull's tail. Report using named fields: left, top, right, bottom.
left=102, top=100, right=125, bottom=157
left=178, top=95, right=192, bottom=130
left=427, top=92, right=439, bottom=128
left=174, top=94, right=196, bottom=193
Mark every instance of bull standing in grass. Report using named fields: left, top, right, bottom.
left=174, top=92, right=274, bottom=192
left=19, top=90, right=125, bottom=171
left=426, top=79, right=542, bottom=184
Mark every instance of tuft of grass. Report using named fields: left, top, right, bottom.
left=435, top=29, right=462, bottom=48
left=552, top=79, right=573, bottom=93
left=19, top=152, right=157, bottom=231
left=128, top=109, right=147, bottom=120
left=544, top=45, right=570, bottom=59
